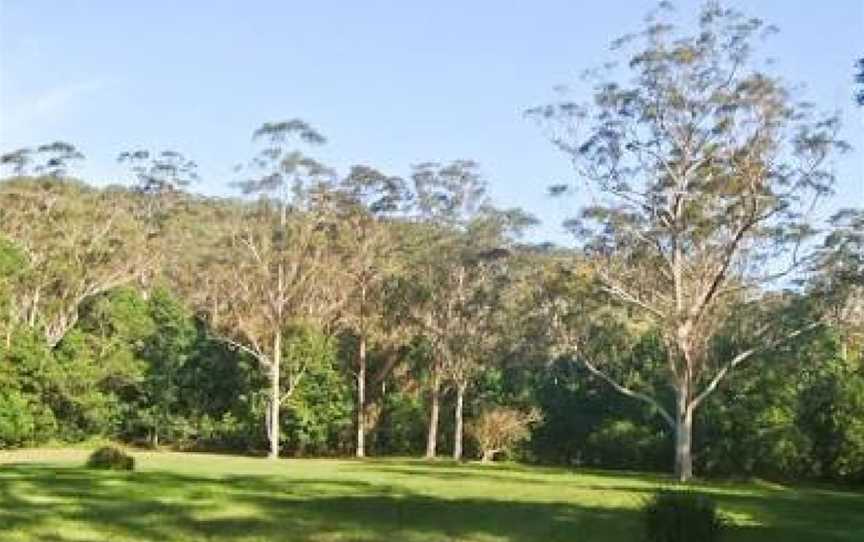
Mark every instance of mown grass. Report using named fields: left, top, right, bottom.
left=0, top=449, right=861, bottom=541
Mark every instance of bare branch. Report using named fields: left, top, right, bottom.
left=212, top=334, right=272, bottom=369
left=580, top=353, right=675, bottom=429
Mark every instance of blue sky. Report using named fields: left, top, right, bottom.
left=1, top=0, right=862, bottom=243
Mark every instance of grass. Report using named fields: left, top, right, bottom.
left=0, top=449, right=861, bottom=541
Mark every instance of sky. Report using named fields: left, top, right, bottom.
left=1, top=0, right=862, bottom=244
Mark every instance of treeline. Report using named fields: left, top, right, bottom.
left=1, top=168, right=861, bottom=483
left=1, top=3, right=863, bottom=484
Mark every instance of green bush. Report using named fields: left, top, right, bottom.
left=643, top=489, right=724, bottom=542
left=86, top=446, right=135, bottom=470
left=587, top=419, right=667, bottom=470
left=0, top=390, right=35, bottom=447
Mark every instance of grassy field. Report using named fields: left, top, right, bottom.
left=0, top=449, right=861, bottom=541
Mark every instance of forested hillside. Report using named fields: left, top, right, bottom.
left=1, top=2, right=862, bottom=486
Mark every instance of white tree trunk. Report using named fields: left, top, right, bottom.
left=674, top=389, right=694, bottom=482
left=268, top=332, right=281, bottom=460
left=425, top=369, right=441, bottom=459
left=453, top=382, right=466, bottom=461
left=356, top=334, right=366, bottom=458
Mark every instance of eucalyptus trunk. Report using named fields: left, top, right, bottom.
left=673, top=385, right=694, bottom=482
left=453, top=382, right=466, bottom=461
left=356, top=333, right=367, bottom=458
left=425, top=368, right=441, bottom=459
left=268, top=332, right=281, bottom=460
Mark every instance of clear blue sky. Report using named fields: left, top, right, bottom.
left=1, top=0, right=862, bottom=243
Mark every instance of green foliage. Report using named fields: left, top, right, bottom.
left=697, top=325, right=864, bottom=483
left=798, top=351, right=864, bottom=482
left=49, top=288, right=157, bottom=441
left=0, top=176, right=862, bottom=483
left=136, top=288, right=198, bottom=445
left=51, top=328, right=128, bottom=440
left=587, top=419, right=666, bottom=471
left=195, top=412, right=260, bottom=451
left=281, top=326, right=352, bottom=455
left=0, top=235, right=26, bottom=279
left=178, top=340, right=265, bottom=451
left=0, top=329, right=59, bottom=443
left=529, top=359, right=672, bottom=470
left=0, top=390, right=35, bottom=447
left=86, top=446, right=134, bottom=470
left=642, top=490, right=724, bottom=542
left=373, top=388, right=427, bottom=455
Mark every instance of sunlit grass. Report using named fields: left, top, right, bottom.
left=0, top=449, right=861, bottom=541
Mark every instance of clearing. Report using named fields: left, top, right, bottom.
left=0, top=449, right=861, bottom=541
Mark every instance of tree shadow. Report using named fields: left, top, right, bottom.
left=0, top=463, right=861, bottom=541
left=705, top=487, right=864, bottom=542
left=0, top=464, right=640, bottom=541
left=346, top=459, right=667, bottom=489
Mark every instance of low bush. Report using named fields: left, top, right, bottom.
left=86, top=446, right=135, bottom=471
left=469, top=406, right=543, bottom=462
left=643, top=489, right=724, bottom=542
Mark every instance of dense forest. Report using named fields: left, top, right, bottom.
left=1, top=3, right=862, bottom=486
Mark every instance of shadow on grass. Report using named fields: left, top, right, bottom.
left=0, top=462, right=861, bottom=542
left=345, top=459, right=669, bottom=489
left=0, top=464, right=641, bottom=542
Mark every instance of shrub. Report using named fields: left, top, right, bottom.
left=587, top=419, right=667, bottom=470
left=86, top=446, right=135, bottom=471
left=468, top=406, right=542, bottom=462
left=643, top=489, right=724, bottom=542
left=0, top=390, right=35, bottom=447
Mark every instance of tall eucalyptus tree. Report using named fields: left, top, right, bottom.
left=336, top=165, right=411, bottom=457
left=529, top=2, right=847, bottom=480
left=117, top=148, right=199, bottom=294
left=195, top=120, right=341, bottom=459
left=403, top=160, right=489, bottom=458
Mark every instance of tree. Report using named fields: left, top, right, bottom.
left=816, top=208, right=864, bottom=362
left=402, top=160, right=488, bottom=459
left=469, top=406, right=542, bottom=462
left=280, top=323, right=353, bottom=456
left=529, top=2, right=846, bottom=481
left=821, top=209, right=864, bottom=290
left=60, top=287, right=156, bottom=441
left=0, top=179, right=151, bottom=347
left=117, top=148, right=199, bottom=293
left=1, top=141, right=84, bottom=178
left=0, top=236, right=27, bottom=348
left=195, top=119, right=341, bottom=459
left=441, top=218, right=523, bottom=461
left=1, top=144, right=152, bottom=348
left=335, top=165, right=410, bottom=457
left=118, top=149, right=199, bottom=196
left=403, top=161, right=531, bottom=460
left=138, top=288, right=197, bottom=447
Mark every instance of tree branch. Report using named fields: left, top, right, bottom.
left=690, top=321, right=822, bottom=410
left=580, top=353, right=675, bottom=429
left=213, top=335, right=272, bottom=369
left=597, top=269, right=667, bottom=319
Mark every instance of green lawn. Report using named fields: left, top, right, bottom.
left=0, top=449, right=861, bottom=541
